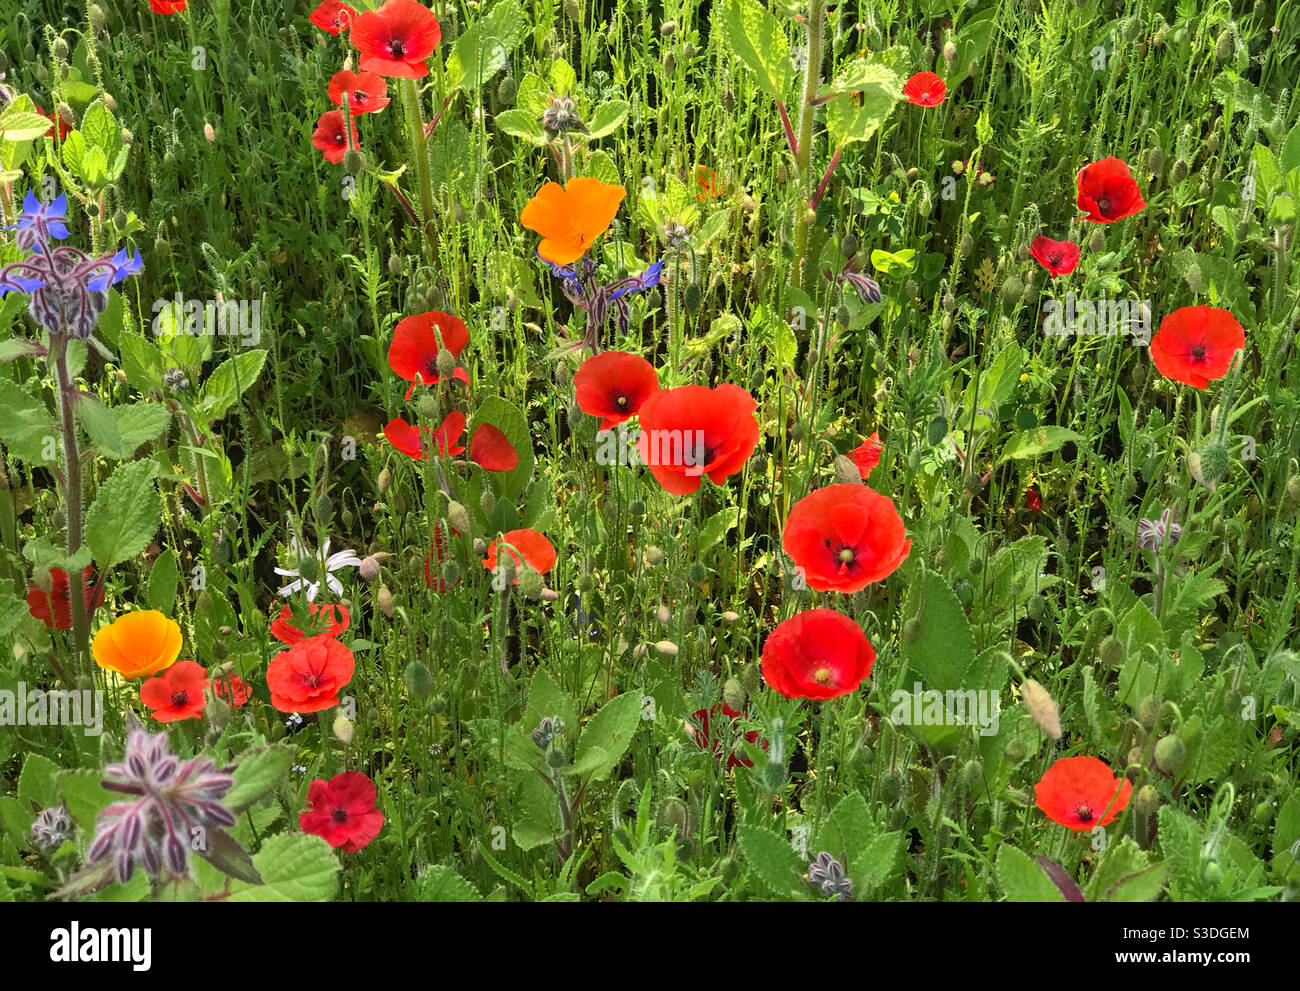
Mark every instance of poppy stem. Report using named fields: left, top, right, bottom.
left=788, top=0, right=825, bottom=291
left=400, top=77, right=439, bottom=265
left=776, top=100, right=798, bottom=157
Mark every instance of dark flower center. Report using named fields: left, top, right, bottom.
left=1048, top=252, right=1063, bottom=266
left=388, top=39, right=407, bottom=58
left=304, top=672, right=320, bottom=689
left=333, top=131, right=346, bottom=146
left=1076, top=805, right=1094, bottom=823
left=1190, top=346, right=1207, bottom=361
left=615, top=394, right=628, bottom=408
left=170, top=690, right=190, bottom=707
left=331, top=807, right=349, bottom=824
left=1097, top=197, right=1111, bottom=214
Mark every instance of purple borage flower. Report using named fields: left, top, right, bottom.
left=87, top=716, right=237, bottom=884
left=0, top=189, right=142, bottom=339
left=540, top=252, right=663, bottom=351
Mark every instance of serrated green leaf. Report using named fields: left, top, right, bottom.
left=586, top=101, right=629, bottom=140
left=199, top=349, right=267, bottom=422
left=415, top=864, right=482, bottom=901
left=444, top=0, right=524, bottom=92
left=736, top=824, right=810, bottom=900
left=0, top=378, right=56, bottom=462
left=717, top=0, right=793, bottom=98
left=996, top=844, right=1065, bottom=901
left=570, top=691, right=642, bottom=782
left=224, top=744, right=296, bottom=814
left=75, top=393, right=123, bottom=458
left=225, top=833, right=340, bottom=902
left=1002, top=426, right=1086, bottom=460
left=85, top=458, right=161, bottom=568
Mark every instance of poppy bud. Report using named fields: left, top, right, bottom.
left=762, top=762, right=786, bottom=791
left=628, top=499, right=646, bottom=518
left=879, top=770, right=904, bottom=802
left=1003, top=738, right=1027, bottom=764
left=89, top=4, right=106, bottom=30
left=840, top=234, right=859, bottom=258
left=1252, top=801, right=1274, bottom=826
left=377, top=585, right=395, bottom=617
left=776, top=161, right=788, bottom=185
left=958, top=233, right=973, bottom=258
left=834, top=455, right=861, bottom=486
left=688, top=562, right=708, bottom=584
left=961, top=759, right=984, bottom=789
left=473, top=538, right=487, bottom=557
left=387, top=254, right=404, bottom=278
left=121, top=127, right=134, bottom=145
left=644, top=546, right=664, bottom=566
left=1005, top=788, right=1031, bottom=807
left=212, top=640, right=228, bottom=660
left=1087, top=229, right=1105, bottom=252
left=314, top=494, right=333, bottom=524
left=441, top=559, right=460, bottom=586
left=722, top=677, right=746, bottom=711
left=1135, top=784, right=1160, bottom=818
left=1214, top=28, right=1233, bottom=59
left=1002, top=274, right=1024, bottom=306
left=902, top=618, right=923, bottom=643
left=205, top=689, right=231, bottom=736
left=1284, top=475, right=1300, bottom=509
left=656, top=603, right=671, bottom=624
left=332, top=712, right=354, bottom=743
left=404, top=661, right=435, bottom=698
left=1022, top=679, right=1062, bottom=739
left=683, top=283, right=703, bottom=313
left=1122, top=16, right=1143, bottom=42
left=359, top=555, right=382, bottom=582
left=1154, top=734, right=1186, bottom=774
left=1201, top=859, right=1223, bottom=887
left=479, top=488, right=495, bottom=518
left=518, top=565, right=544, bottom=599
left=493, top=73, right=518, bottom=107
left=1196, top=439, right=1231, bottom=487
left=1170, top=158, right=1189, bottom=183
left=1100, top=636, right=1125, bottom=666
left=722, top=89, right=736, bottom=113
left=942, top=40, right=957, bottom=69
left=197, top=591, right=213, bottom=613
left=376, top=468, right=393, bottom=497
left=52, top=37, right=70, bottom=62
left=659, top=19, right=677, bottom=36
left=1137, top=696, right=1160, bottom=730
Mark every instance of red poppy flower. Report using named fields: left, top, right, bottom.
left=1149, top=305, right=1245, bottom=389
left=309, top=0, right=356, bottom=34
left=470, top=423, right=519, bottom=471
left=270, top=603, right=351, bottom=645
left=383, top=410, right=467, bottom=460
left=1025, top=488, right=1042, bottom=512
left=424, top=520, right=460, bottom=592
left=387, top=310, right=470, bottom=399
left=299, top=771, right=384, bottom=851
left=761, top=609, right=876, bottom=701
left=783, top=484, right=911, bottom=593
left=1034, top=755, right=1132, bottom=831
left=1076, top=157, right=1146, bottom=223
left=139, top=660, right=208, bottom=723
left=311, top=109, right=359, bottom=165
left=903, top=71, right=946, bottom=107
left=573, top=351, right=660, bottom=430
left=483, top=529, right=557, bottom=579
left=1028, top=236, right=1081, bottom=278
left=266, top=634, right=356, bottom=713
left=149, top=0, right=188, bottom=12
left=211, top=672, right=252, bottom=708
left=33, top=103, right=72, bottom=141
left=26, top=566, right=104, bottom=630
left=635, top=384, right=760, bottom=496
left=687, top=704, right=766, bottom=767
left=849, top=433, right=883, bottom=479
left=350, top=0, right=441, bottom=79
left=327, top=70, right=390, bottom=115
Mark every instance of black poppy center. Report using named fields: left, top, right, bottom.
left=388, top=39, right=407, bottom=58
left=171, top=691, right=190, bottom=707
left=333, top=131, right=346, bottom=146
left=1048, top=252, right=1064, bottom=266
left=615, top=394, right=628, bottom=408
left=1191, top=346, right=1207, bottom=361
left=331, top=807, right=349, bottom=824
left=1076, top=805, right=1094, bottom=823
left=1097, top=197, right=1111, bottom=214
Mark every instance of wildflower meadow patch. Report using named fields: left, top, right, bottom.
left=0, top=0, right=1297, bottom=939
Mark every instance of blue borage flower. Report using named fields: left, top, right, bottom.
left=0, top=188, right=142, bottom=338
left=539, top=251, right=662, bottom=348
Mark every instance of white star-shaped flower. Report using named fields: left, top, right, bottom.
left=274, top=536, right=362, bottom=601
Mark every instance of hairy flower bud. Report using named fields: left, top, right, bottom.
left=1022, top=679, right=1062, bottom=739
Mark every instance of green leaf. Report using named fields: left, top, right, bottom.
left=1001, top=426, right=1086, bottom=460
left=0, top=110, right=53, bottom=143
left=736, top=825, right=810, bottom=900
left=0, top=378, right=56, bottom=463
left=525, top=667, right=578, bottom=741
left=996, top=844, right=1065, bottom=901
left=85, top=458, right=161, bottom=569
left=444, top=0, right=525, bottom=93
left=193, top=829, right=262, bottom=885
left=823, top=61, right=903, bottom=148
left=1104, top=861, right=1170, bottom=902
left=550, top=58, right=577, bottom=97
left=0, top=339, right=45, bottom=362
left=118, top=330, right=165, bottom=394
left=75, top=394, right=123, bottom=458
left=570, top=691, right=643, bottom=782
left=415, top=864, right=481, bottom=901
left=56, top=768, right=116, bottom=833
left=79, top=99, right=120, bottom=158
left=223, top=744, right=296, bottom=814
left=717, top=0, right=793, bottom=98
left=225, top=833, right=340, bottom=902
left=1280, top=120, right=1300, bottom=176
left=18, top=754, right=63, bottom=811
left=1252, top=144, right=1281, bottom=198
left=696, top=506, right=738, bottom=554
left=1158, top=804, right=1205, bottom=898
left=0, top=591, right=28, bottom=641
left=114, top=402, right=171, bottom=453
left=509, top=769, right=564, bottom=851
left=1270, top=792, right=1300, bottom=875
left=1085, top=836, right=1150, bottom=901
left=900, top=567, right=978, bottom=692
left=146, top=549, right=181, bottom=615
left=586, top=101, right=629, bottom=140
left=494, top=109, right=547, bottom=145
left=199, top=349, right=267, bottom=422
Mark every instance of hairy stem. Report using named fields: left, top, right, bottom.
left=789, top=0, right=825, bottom=290
left=51, top=333, right=91, bottom=667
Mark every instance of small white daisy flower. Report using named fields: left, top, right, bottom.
left=274, top=536, right=362, bottom=601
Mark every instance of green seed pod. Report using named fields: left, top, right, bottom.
left=739, top=664, right=761, bottom=698
left=1135, top=784, right=1160, bottom=818
left=1003, top=738, right=1027, bottom=764
left=879, top=771, right=904, bottom=803
left=1170, top=158, right=1189, bottom=183
left=902, top=618, right=923, bottom=643
left=52, top=37, right=70, bottom=62
left=643, top=546, right=665, bottom=566
left=1122, top=17, right=1143, bottom=43
left=840, top=234, right=859, bottom=259
left=1002, top=274, right=1025, bottom=306
left=722, top=677, right=747, bottom=711
left=576, top=573, right=595, bottom=594
left=683, top=283, right=703, bottom=313
left=1201, top=859, right=1223, bottom=887
left=1100, top=636, right=1125, bottom=666
left=659, top=19, right=677, bottom=36
left=388, top=254, right=404, bottom=277
left=762, top=761, right=786, bottom=791
left=958, top=233, right=973, bottom=258
left=403, top=661, right=435, bottom=698
left=518, top=565, right=544, bottom=599
left=1252, top=801, right=1274, bottom=827
left=1154, top=735, right=1186, bottom=774
left=314, top=494, right=334, bottom=524
left=1146, top=146, right=1165, bottom=175
left=688, top=562, right=708, bottom=584
left=1133, top=700, right=1161, bottom=736
left=1214, top=28, right=1233, bottom=59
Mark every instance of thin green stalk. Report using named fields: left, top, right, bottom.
left=788, top=0, right=825, bottom=290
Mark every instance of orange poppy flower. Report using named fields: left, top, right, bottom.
left=520, top=178, right=625, bottom=265
left=92, top=610, right=183, bottom=679
left=482, top=529, right=557, bottom=579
